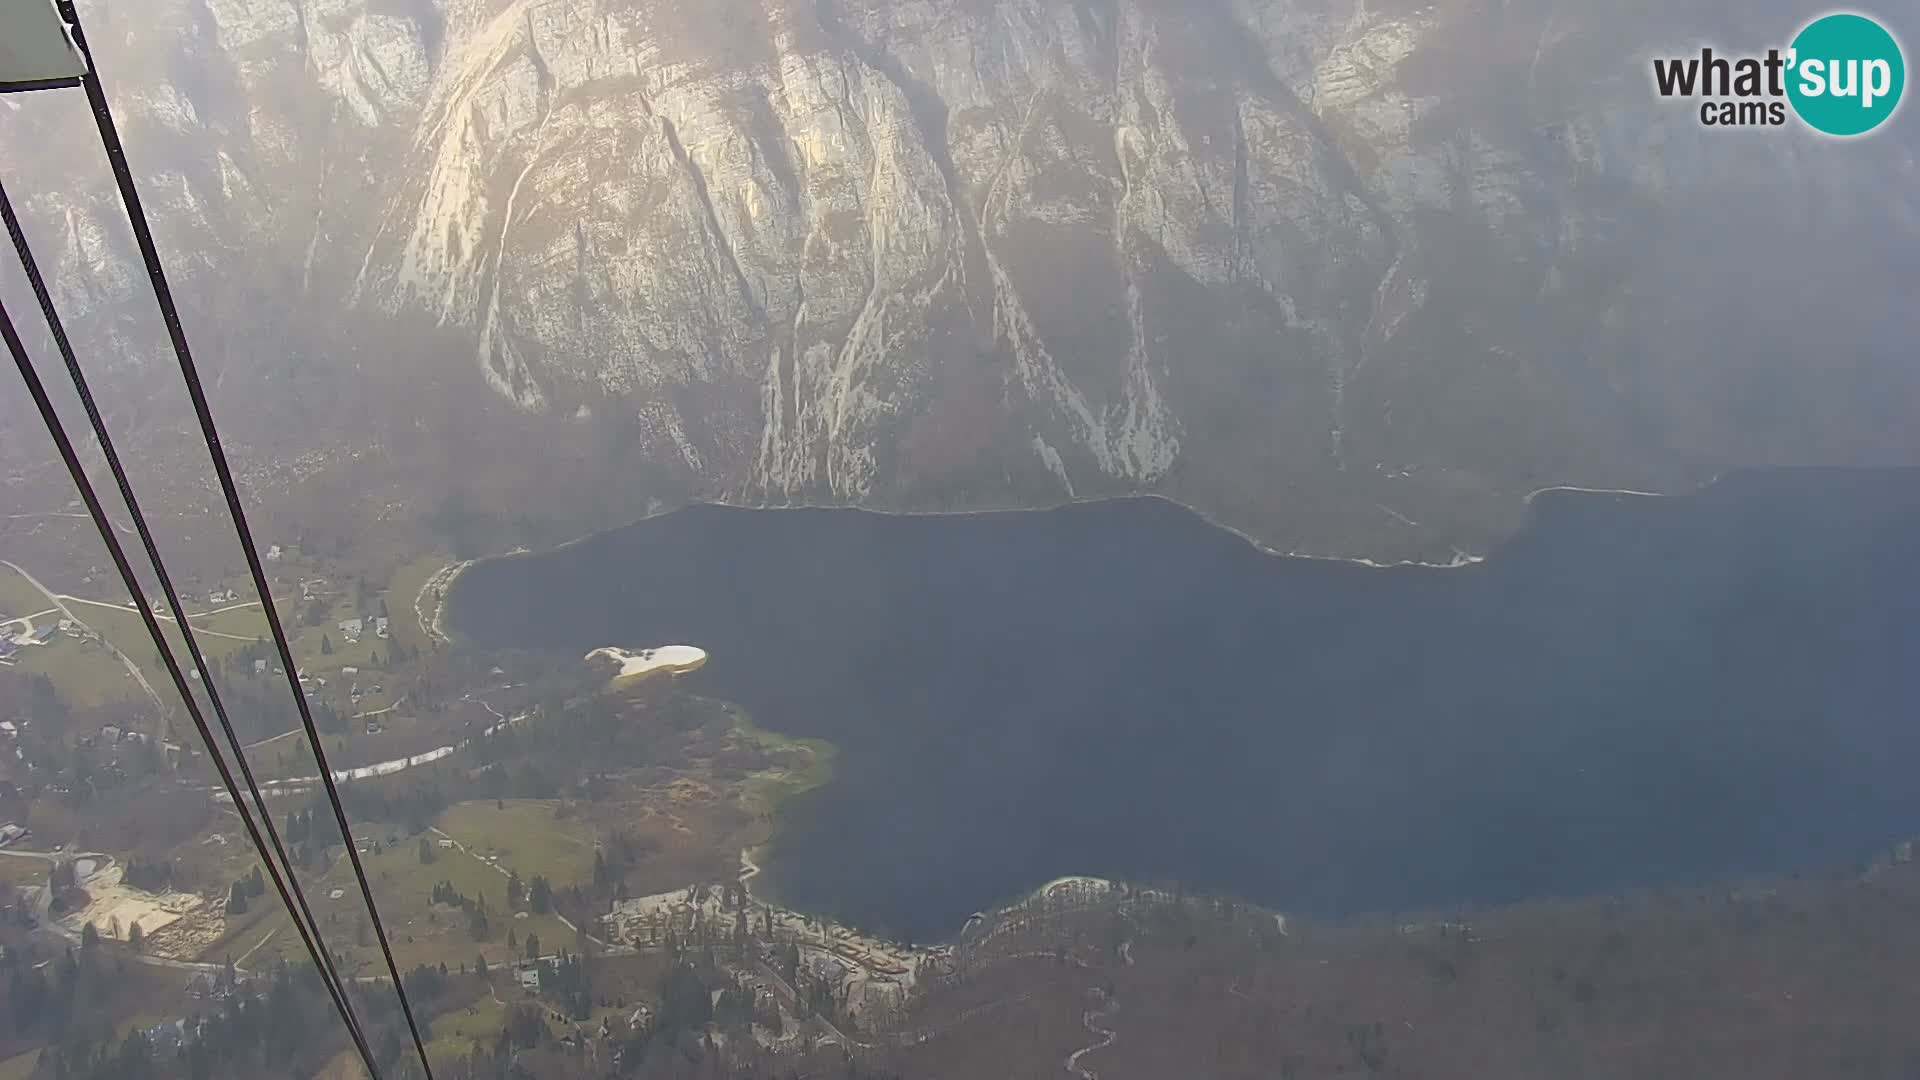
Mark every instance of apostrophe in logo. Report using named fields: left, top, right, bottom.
left=1651, top=12, right=1905, bottom=136
left=1786, top=13, right=1904, bottom=135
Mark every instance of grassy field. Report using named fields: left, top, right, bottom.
left=732, top=705, right=838, bottom=811
left=0, top=963, right=186, bottom=1078
left=385, top=555, right=450, bottom=654
left=0, top=1048, right=40, bottom=1080
left=0, top=569, right=53, bottom=626
left=421, top=991, right=553, bottom=1069
left=1, top=558, right=415, bottom=710
left=287, top=590, right=400, bottom=676
left=3, top=585, right=261, bottom=709
left=65, top=598, right=255, bottom=658
left=1, top=548, right=452, bottom=715
left=9, top=636, right=144, bottom=707
left=313, top=1048, right=368, bottom=1080
left=0, top=567, right=146, bottom=707
left=215, top=826, right=581, bottom=974
left=336, top=982, right=548, bottom=1076
left=0, top=852, right=47, bottom=890
left=193, top=604, right=273, bottom=639
left=435, top=801, right=599, bottom=889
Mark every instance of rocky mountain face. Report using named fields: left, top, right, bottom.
left=4, top=0, right=1917, bottom=561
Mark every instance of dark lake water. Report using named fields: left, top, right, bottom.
left=447, top=470, right=1920, bottom=941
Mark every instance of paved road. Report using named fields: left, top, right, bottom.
left=1065, top=991, right=1118, bottom=1079
left=3, top=511, right=134, bottom=535
left=57, top=596, right=261, bottom=642
left=754, top=958, right=852, bottom=1045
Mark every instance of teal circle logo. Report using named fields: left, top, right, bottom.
left=1787, top=13, right=1905, bottom=136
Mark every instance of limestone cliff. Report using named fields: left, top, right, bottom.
left=4, top=0, right=1916, bottom=560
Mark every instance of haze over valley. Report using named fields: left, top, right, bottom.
left=1, top=0, right=1917, bottom=1077
left=3, top=0, right=1917, bottom=565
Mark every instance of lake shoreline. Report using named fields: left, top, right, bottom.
left=442, top=466, right=1920, bottom=940
left=449, top=480, right=1703, bottom=587
left=723, top=701, right=839, bottom=911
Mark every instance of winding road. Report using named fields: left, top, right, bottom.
left=1065, top=990, right=1119, bottom=1079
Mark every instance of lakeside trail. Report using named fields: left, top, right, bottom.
left=415, top=560, right=472, bottom=646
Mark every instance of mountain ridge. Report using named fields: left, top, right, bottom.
left=3, top=0, right=1916, bottom=562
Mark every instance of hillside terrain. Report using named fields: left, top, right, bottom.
left=881, top=853, right=1920, bottom=1079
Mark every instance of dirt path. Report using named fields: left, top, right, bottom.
left=241, top=695, right=410, bottom=752
left=235, top=927, right=279, bottom=967
left=3, top=511, right=134, bottom=535
left=2, top=607, right=58, bottom=631
left=1065, top=990, right=1119, bottom=1079
left=428, top=827, right=623, bottom=953
left=57, top=595, right=260, bottom=641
